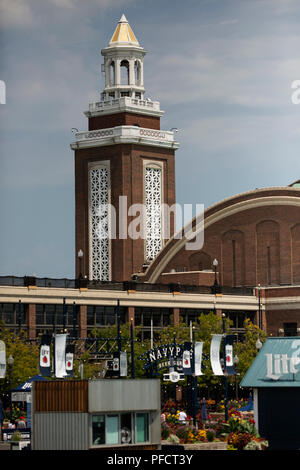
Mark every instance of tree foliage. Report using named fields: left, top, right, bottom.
left=0, top=313, right=266, bottom=402
left=0, top=325, right=39, bottom=396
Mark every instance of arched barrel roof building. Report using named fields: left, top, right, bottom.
left=138, top=186, right=300, bottom=289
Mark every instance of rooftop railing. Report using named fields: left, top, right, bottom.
left=0, top=275, right=255, bottom=296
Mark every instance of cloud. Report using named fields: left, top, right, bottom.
left=0, top=0, right=137, bottom=28
left=0, top=0, right=34, bottom=27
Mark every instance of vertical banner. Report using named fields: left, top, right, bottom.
left=210, top=334, right=224, bottom=375
left=182, top=341, right=193, bottom=375
left=0, top=340, right=6, bottom=378
left=112, top=352, right=120, bottom=377
left=39, top=335, right=51, bottom=377
left=194, top=341, right=203, bottom=376
left=65, top=344, right=75, bottom=377
left=224, top=335, right=236, bottom=375
left=120, top=351, right=127, bottom=377
left=54, top=334, right=67, bottom=378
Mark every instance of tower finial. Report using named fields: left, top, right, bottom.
left=109, top=14, right=139, bottom=45
left=119, top=14, right=127, bottom=23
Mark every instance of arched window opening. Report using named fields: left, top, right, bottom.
left=120, top=60, right=129, bottom=85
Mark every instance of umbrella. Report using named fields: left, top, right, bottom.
left=11, top=374, right=48, bottom=401
left=238, top=393, right=253, bottom=412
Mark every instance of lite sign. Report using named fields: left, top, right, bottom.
left=265, top=354, right=300, bottom=380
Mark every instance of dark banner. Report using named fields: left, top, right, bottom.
left=39, top=334, right=52, bottom=377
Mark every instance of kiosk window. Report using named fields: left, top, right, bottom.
left=106, top=415, right=119, bottom=444
left=92, top=415, right=105, bottom=445
left=136, top=413, right=148, bottom=443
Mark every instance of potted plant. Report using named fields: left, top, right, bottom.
left=10, top=431, right=30, bottom=450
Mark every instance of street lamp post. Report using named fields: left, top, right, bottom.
left=213, top=258, right=219, bottom=291
left=233, top=354, right=239, bottom=401
left=77, top=249, right=83, bottom=278
left=7, top=355, right=14, bottom=422
left=258, top=284, right=262, bottom=330
left=130, top=317, right=135, bottom=379
left=222, top=314, right=229, bottom=421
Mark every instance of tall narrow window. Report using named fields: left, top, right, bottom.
left=232, top=239, right=236, bottom=287
left=89, top=164, right=110, bottom=281
left=145, top=165, right=162, bottom=261
left=267, top=246, right=271, bottom=285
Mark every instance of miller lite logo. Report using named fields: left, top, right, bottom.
left=225, top=344, right=233, bottom=367
left=40, top=345, right=50, bottom=367
left=182, top=350, right=191, bottom=368
left=113, top=357, right=120, bottom=371
left=65, top=352, right=73, bottom=371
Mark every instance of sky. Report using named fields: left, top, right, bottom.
left=0, top=0, right=299, bottom=278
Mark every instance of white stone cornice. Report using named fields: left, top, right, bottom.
left=70, top=125, right=179, bottom=150
left=85, top=97, right=164, bottom=118
left=0, top=285, right=256, bottom=310
left=264, top=296, right=300, bottom=310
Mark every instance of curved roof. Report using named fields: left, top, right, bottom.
left=289, top=179, right=300, bottom=188
left=109, top=14, right=139, bottom=46
left=140, top=186, right=300, bottom=283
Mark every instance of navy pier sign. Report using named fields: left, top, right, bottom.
left=139, top=342, right=187, bottom=374
left=138, top=341, right=207, bottom=378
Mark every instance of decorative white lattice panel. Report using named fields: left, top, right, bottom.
left=89, top=166, right=110, bottom=280
left=145, top=166, right=162, bottom=261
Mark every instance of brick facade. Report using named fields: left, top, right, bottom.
left=142, top=188, right=300, bottom=288
left=75, top=142, right=176, bottom=281
left=88, top=112, right=161, bottom=131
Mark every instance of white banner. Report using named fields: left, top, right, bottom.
left=40, top=345, right=50, bottom=368
left=54, top=334, right=67, bottom=378
left=65, top=352, right=74, bottom=371
left=0, top=340, right=6, bottom=378
left=182, top=350, right=191, bottom=369
left=194, top=341, right=203, bottom=376
left=120, top=351, right=127, bottom=377
left=210, top=334, right=224, bottom=375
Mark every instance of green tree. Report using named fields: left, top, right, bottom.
left=234, top=319, right=267, bottom=380
left=0, top=326, right=39, bottom=396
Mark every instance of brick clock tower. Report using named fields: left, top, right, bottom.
left=71, top=15, right=179, bottom=282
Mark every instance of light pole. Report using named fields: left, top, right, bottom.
left=7, top=355, right=14, bottom=422
left=258, top=284, right=262, bottom=330
left=222, top=313, right=229, bottom=421
left=130, top=317, right=135, bottom=379
left=213, top=258, right=218, bottom=289
left=77, top=249, right=83, bottom=278
left=233, top=354, right=239, bottom=401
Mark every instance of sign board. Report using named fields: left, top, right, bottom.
left=163, top=371, right=185, bottom=382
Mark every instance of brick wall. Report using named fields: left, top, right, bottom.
left=143, top=190, right=300, bottom=288
left=88, top=112, right=160, bottom=131
left=75, top=143, right=175, bottom=281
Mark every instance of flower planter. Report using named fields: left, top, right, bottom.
left=184, top=442, right=227, bottom=451
left=162, top=440, right=227, bottom=450
left=10, top=440, right=30, bottom=451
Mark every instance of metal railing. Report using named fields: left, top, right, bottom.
left=0, top=275, right=255, bottom=296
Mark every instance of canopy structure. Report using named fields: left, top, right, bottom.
left=240, top=337, right=300, bottom=388
left=11, top=374, right=48, bottom=401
